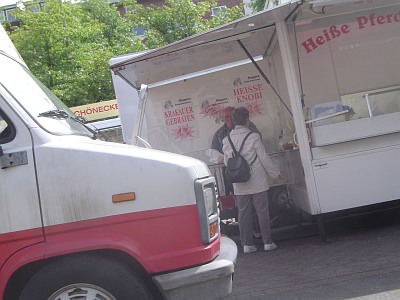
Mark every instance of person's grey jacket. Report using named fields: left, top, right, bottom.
left=222, top=125, right=280, bottom=196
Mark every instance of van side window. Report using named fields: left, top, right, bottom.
left=0, top=109, right=16, bottom=144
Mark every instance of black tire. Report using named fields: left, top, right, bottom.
left=19, top=253, right=154, bottom=300
left=270, top=186, right=302, bottom=228
left=270, top=186, right=290, bottom=209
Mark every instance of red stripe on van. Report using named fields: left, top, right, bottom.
left=1, top=205, right=220, bottom=297
left=42, top=204, right=220, bottom=273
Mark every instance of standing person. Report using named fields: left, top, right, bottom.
left=222, top=107, right=283, bottom=254
left=212, top=106, right=262, bottom=237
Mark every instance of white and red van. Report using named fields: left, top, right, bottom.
left=0, top=26, right=237, bottom=300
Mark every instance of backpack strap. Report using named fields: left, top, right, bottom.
left=228, top=132, right=257, bottom=166
left=238, top=132, right=253, bottom=153
left=240, top=132, right=258, bottom=166
left=227, top=134, right=238, bottom=156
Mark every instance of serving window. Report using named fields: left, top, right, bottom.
left=294, top=4, right=400, bottom=146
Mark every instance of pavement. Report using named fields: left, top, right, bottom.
left=223, top=205, right=400, bottom=299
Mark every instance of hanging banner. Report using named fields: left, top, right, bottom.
left=163, top=97, right=199, bottom=142
left=231, top=74, right=265, bottom=117
left=199, top=97, right=229, bottom=124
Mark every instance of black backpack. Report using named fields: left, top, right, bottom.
left=225, top=132, right=257, bottom=183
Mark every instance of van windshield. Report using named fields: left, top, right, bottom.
left=0, top=52, right=94, bottom=138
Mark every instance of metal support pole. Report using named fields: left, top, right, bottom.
left=275, top=21, right=321, bottom=216
left=237, top=39, right=292, bottom=116
left=316, top=214, right=328, bottom=244
left=131, top=84, right=149, bottom=147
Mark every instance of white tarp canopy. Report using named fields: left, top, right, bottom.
left=110, top=2, right=296, bottom=89
left=109, top=0, right=399, bottom=90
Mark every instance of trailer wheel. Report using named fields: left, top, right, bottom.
left=270, top=186, right=300, bottom=227
left=271, top=186, right=291, bottom=209
left=18, top=253, right=154, bottom=300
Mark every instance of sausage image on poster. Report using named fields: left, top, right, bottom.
left=163, top=97, right=199, bottom=142
left=199, top=97, right=230, bottom=124
left=232, top=74, right=265, bottom=117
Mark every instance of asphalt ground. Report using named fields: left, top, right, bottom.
left=223, top=203, right=400, bottom=299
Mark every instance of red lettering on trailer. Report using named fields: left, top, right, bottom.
left=164, top=107, right=194, bottom=118
left=301, top=9, right=400, bottom=54
left=237, top=92, right=263, bottom=103
left=165, top=114, right=195, bottom=125
left=301, top=24, right=350, bottom=53
left=233, top=84, right=263, bottom=96
left=357, top=10, right=400, bottom=29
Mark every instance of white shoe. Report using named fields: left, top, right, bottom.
left=243, top=245, right=257, bottom=254
left=264, top=242, right=277, bottom=251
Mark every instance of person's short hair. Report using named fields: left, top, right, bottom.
left=232, top=107, right=249, bottom=126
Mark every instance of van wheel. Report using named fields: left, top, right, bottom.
left=19, top=254, right=154, bottom=300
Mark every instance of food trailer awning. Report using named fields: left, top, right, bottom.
left=109, top=0, right=398, bottom=90
left=110, top=2, right=297, bottom=89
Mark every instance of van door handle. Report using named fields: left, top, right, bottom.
left=0, top=147, right=28, bottom=169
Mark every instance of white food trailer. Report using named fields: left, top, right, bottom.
left=109, top=0, right=400, bottom=239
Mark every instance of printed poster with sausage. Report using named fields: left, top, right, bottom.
left=163, top=97, right=199, bottom=142
left=198, top=74, right=267, bottom=126
left=199, top=97, right=229, bottom=125
left=232, top=74, right=266, bottom=117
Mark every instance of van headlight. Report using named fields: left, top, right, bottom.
left=194, top=177, right=219, bottom=244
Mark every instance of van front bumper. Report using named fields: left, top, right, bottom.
left=153, top=236, right=238, bottom=299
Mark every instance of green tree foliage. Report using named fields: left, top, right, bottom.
left=249, top=0, right=279, bottom=13
left=3, top=0, right=243, bottom=106
left=4, top=0, right=144, bottom=106
left=122, top=0, right=244, bottom=48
